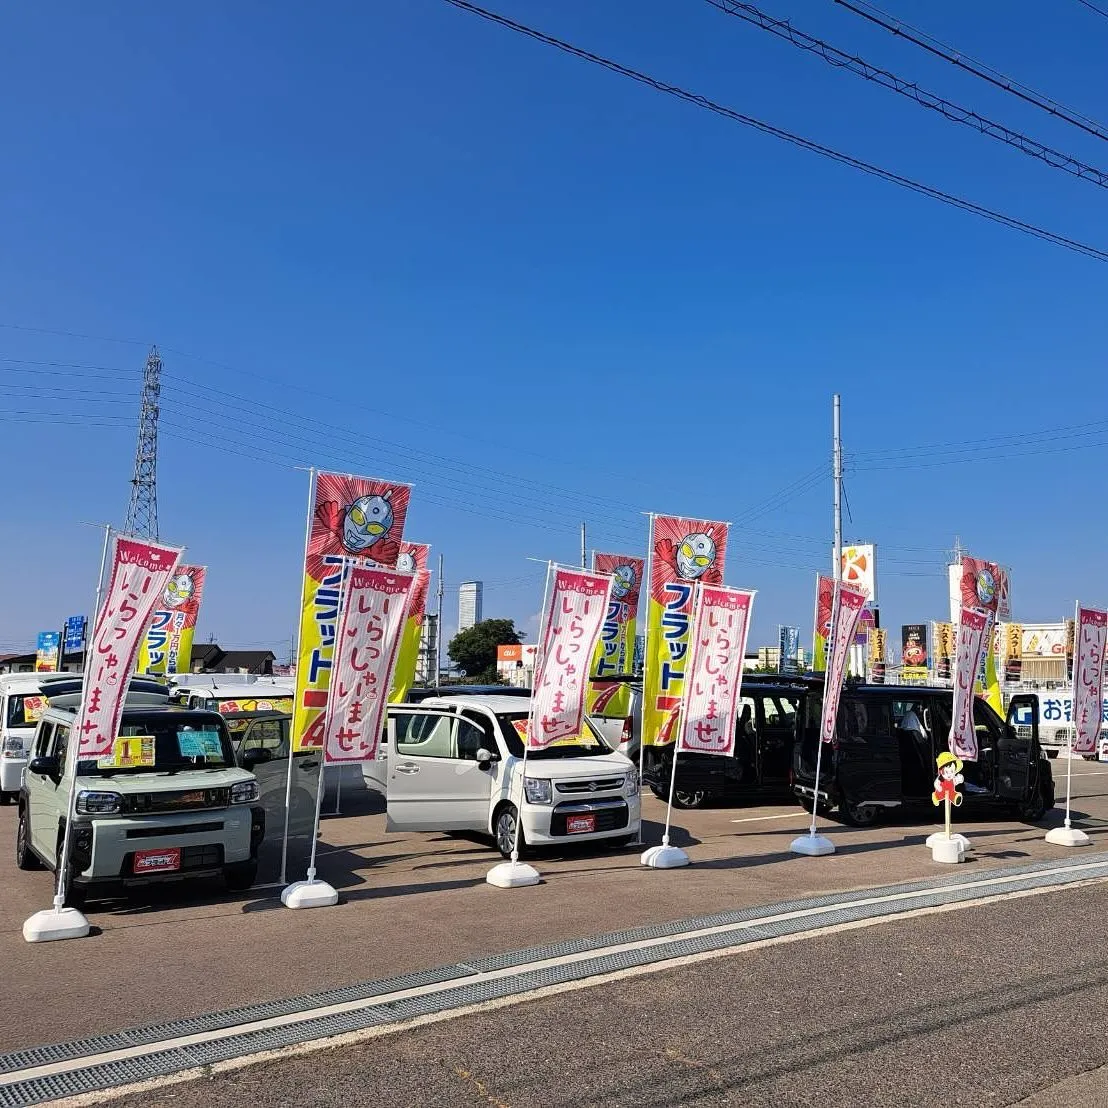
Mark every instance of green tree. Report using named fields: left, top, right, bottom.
left=447, top=618, right=521, bottom=683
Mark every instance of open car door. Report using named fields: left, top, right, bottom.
left=996, top=694, right=1038, bottom=800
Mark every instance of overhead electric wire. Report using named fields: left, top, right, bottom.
left=1075, top=0, right=1108, bottom=19
left=438, top=0, right=1108, bottom=263
left=703, top=0, right=1108, bottom=190
left=831, top=0, right=1108, bottom=144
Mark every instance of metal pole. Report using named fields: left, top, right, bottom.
left=435, top=554, right=444, bottom=689
left=637, top=513, right=655, bottom=846
left=833, top=394, right=843, bottom=577
left=580, top=522, right=587, bottom=569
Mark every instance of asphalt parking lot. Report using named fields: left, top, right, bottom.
left=2, top=758, right=1106, bottom=1057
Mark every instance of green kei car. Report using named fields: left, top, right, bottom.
left=16, top=703, right=265, bottom=908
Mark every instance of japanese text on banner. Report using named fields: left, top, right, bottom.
left=387, top=542, right=431, bottom=706
left=643, top=516, right=729, bottom=746
left=137, top=565, right=207, bottom=675
left=77, top=537, right=183, bottom=760
left=949, top=606, right=990, bottom=761
left=679, top=586, right=755, bottom=757
left=530, top=568, right=612, bottom=749
left=323, top=567, right=413, bottom=764
left=293, top=472, right=411, bottom=752
left=586, top=553, right=644, bottom=719
left=1072, top=606, right=1108, bottom=754
left=820, top=582, right=869, bottom=745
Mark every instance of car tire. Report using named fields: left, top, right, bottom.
left=62, top=864, right=87, bottom=911
left=0, top=791, right=14, bottom=807
left=15, top=805, right=41, bottom=871
left=224, top=861, right=259, bottom=892
left=648, top=784, right=668, bottom=802
left=1017, top=781, right=1050, bottom=824
left=494, top=803, right=526, bottom=859
left=672, top=788, right=711, bottom=810
left=839, top=801, right=880, bottom=827
left=1046, top=750, right=1059, bottom=759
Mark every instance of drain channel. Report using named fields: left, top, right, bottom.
left=2, top=854, right=1107, bottom=1107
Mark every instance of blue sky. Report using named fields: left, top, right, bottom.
left=2, top=0, right=1107, bottom=658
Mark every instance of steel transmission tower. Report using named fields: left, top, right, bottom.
left=125, top=345, right=162, bottom=539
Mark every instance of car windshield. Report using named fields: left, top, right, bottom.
left=497, top=713, right=611, bottom=758
left=6, top=694, right=49, bottom=728
left=76, top=714, right=235, bottom=775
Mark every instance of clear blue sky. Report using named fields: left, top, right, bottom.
left=2, top=0, right=1107, bottom=658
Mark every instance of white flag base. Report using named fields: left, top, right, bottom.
left=930, top=837, right=966, bottom=864
left=926, top=832, right=971, bottom=851
left=486, top=860, right=542, bottom=888
left=640, top=844, right=690, bottom=869
left=1045, top=825, right=1091, bottom=848
left=23, top=906, right=90, bottom=944
left=790, top=832, right=835, bottom=857
left=281, top=879, right=339, bottom=909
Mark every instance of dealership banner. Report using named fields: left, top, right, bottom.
left=323, top=566, right=413, bottom=764
left=137, top=565, right=207, bottom=675
left=529, top=567, right=612, bottom=749
left=77, top=537, right=183, bottom=760
left=779, top=625, right=800, bottom=675
left=901, top=623, right=929, bottom=682
left=840, top=543, right=877, bottom=602
left=1000, top=622, right=1024, bottom=683
left=35, top=632, right=60, bottom=672
left=949, top=606, right=990, bottom=762
left=678, top=586, right=754, bottom=756
left=820, top=581, right=869, bottom=744
left=868, top=627, right=887, bottom=683
left=933, top=621, right=955, bottom=680
left=950, top=556, right=1010, bottom=713
left=387, top=542, right=431, bottom=706
left=293, top=472, right=411, bottom=752
left=812, top=574, right=834, bottom=671
left=643, top=516, right=729, bottom=746
left=1071, top=606, right=1108, bottom=755
left=586, top=553, right=645, bottom=719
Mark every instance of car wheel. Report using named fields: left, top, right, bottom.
left=15, top=805, right=41, bottom=871
left=1017, top=782, right=1049, bottom=823
left=839, top=801, right=880, bottom=827
left=62, top=863, right=87, bottom=911
left=224, top=860, right=259, bottom=892
left=494, top=804, right=525, bottom=859
left=1046, top=749, right=1059, bottom=759
left=672, top=788, right=710, bottom=810
left=0, top=791, right=13, bottom=807
left=648, top=784, right=669, bottom=802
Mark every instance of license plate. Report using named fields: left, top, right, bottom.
left=134, top=847, right=181, bottom=874
left=565, top=814, right=596, bottom=834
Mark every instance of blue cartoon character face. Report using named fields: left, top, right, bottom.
left=676, top=533, right=716, bottom=580
left=611, top=564, right=636, bottom=600
left=975, top=568, right=997, bottom=607
left=163, top=573, right=194, bottom=609
left=342, top=493, right=393, bottom=553
left=396, top=551, right=416, bottom=574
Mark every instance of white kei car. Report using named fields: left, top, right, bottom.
left=363, top=695, right=641, bottom=857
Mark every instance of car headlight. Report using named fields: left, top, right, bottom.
left=524, top=776, right=552, bottom=805
left=625, top=772, right=640, bottom=797
left=75, top=789, right=123, bottom=815
left=231, top=779, right=260, bottom=804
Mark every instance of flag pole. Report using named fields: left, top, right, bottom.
left=280, top=467, right=315, bottom=886
left=637, top=513, right=655, bottom=846
left=487, top=561, right=553, bottom=888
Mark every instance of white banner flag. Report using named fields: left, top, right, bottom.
left=949, top=606, right=990, bottom=761
left=529, top=566, right=612, bottom=749
left=678, top=585, right=755, bottom=756
left=323, top=565, right=413, bottom=764
left=820, top=581, right=869, bottom=744
left=1072, top=605, right=1108, bottom=755
left=77, top=536, right=183, bottom=760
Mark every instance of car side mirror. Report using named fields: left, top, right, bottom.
left=476, top=747, right=496, bottom=767
left=240, top=747, right=274, bottom=769
left=28, top=755, right=59, bottom=778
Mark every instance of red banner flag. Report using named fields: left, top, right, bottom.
left=949, top=606, right=990, bottom=761
left=530, top=567, right=612, bottom=749
left=1072, top=605, right=1108, bottom=755
left=323, top=566, right=413, bottom=764
left=678, top=585, right=755, bottom=757
left=820, top=581, right=869, bottom=745
left=77, top=537, right=183, bottom=760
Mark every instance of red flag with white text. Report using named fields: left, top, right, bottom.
left=820, top=581, right=869, bottom=744
left=1072, top=605, right=1108, bottom=755
left=949, top=606, right=990, bottom=761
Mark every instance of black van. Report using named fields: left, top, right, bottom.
left=642, top=675, right=820, bottom=808
left=792, top=681, right=1054, bottom=826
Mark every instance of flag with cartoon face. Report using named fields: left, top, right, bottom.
left=136, top=565, right=207, bottom=675
left=387, top=542, right=432, bottom=706
left=587, top=553, right=645, bottom=719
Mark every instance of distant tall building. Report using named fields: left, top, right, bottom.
left=416, top=613, right=439, bottom=686
left=458, top=582, right=483, bottom=632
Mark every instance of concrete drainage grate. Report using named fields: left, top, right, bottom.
left=3, top=853, right=1108, bottom=1106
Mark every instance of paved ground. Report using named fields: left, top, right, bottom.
left=2, top=758, right=1106, bottom=1057
left=102, top=882, right=1108, bottom=1108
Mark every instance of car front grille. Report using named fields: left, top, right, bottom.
left=125, top=821, right=225, bottom=839
left=550, top=800, right=628, bottom=835
left=554, top=777, right=624, bottom=794
left=123, top=788, right=231, bottom=815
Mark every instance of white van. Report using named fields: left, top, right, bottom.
left=0, top=672, right=78, bottom=803
left=363, top=694, right=641, bottom=857
left=1009, top=689, right=1108, bottom=759
left=181, top=680, right=294, bottom=716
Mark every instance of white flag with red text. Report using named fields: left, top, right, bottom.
left=323, top=565, right=414, bottom=764
left=77, top=536, right=183, bottom=760
left=1072, top=605, right=1108, bottom=755
left=529, top=567, right=612, bottom=749
left=820, top=581, right=869, bottom=744
left=678, top=585, right=755, bottom=757
left=949, top=606, right=990, bottom=761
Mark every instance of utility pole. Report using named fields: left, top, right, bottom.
left=580, top=522, right=587, bottom=569
left=125, top=346, right=162, bottom=539
left=833, top=394, right=843, bottom=578
left=435, top=553, right=444, bottom=688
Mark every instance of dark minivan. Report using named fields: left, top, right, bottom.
left=792, top=682, right=1054, bottom=826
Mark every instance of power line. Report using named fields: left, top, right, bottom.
left=832, top=0, right=1108, bottom=144
left=704, top=0, right=1108, bottom=189
left=437, top=0, right=1108, bottom=263
left=1075, top=0, right=1108, bottom=18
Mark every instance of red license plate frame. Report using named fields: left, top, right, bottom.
left=134, top=847, right=182, bottom=874
left=565, top=813, right=597, bottom=834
